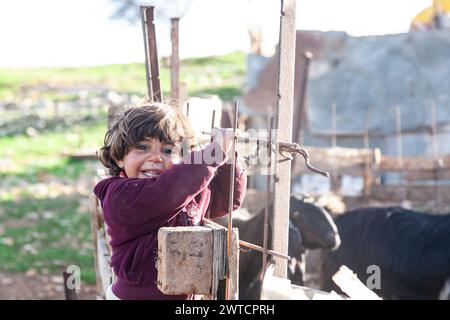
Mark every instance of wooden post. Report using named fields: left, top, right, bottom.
left=63, top=271, right=77, bottom=300
left=330, top=103, right=340, bottom=192
left=89, top=194, right=103, bottom=298
left=430, top=102, right=441, bottom=211
left=395, top=106, right=404, bottom=185
left=395, top=106, right=407, bottom=201
left=170, top=17, right=180, bottom=101
left=293, top=51, right=313, bottom=144
left=291, top=51, right=313, bottom=176
left=363, top=107, right=373, bottom=196
left=140, top=6, right=162, bottom=102
left=228, top=228, right=240, bottom=300
left=395, top=106, right=403, bottom=169
left=272, top=0, right=296, bottom=278
left=364, top=107, right=372, bottom=149
left=331, top=103, right=337, bottom=148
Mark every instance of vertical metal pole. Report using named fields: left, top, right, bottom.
left=272, top=0, right=296, bottom=278
left=170, top=17, right=180, bottom=101
left=208, top=110, right=217, bottom=218
left=225, top=101, right=239, bottom=299
left=210, top=110, right=216, bottom=143
left=261, top=116, right=274, bottom=281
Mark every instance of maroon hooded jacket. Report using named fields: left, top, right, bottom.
left=93, top=142, right=246, bottom=299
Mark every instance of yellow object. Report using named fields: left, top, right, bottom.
left=411, top=0, right=450, bottom=27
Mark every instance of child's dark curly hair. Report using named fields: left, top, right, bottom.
left=97, top=98, right=197, bottom=176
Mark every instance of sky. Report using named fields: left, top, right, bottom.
left=0, top=0, right=432, bottom=68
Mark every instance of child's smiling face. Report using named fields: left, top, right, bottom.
left=116, top=137, right=181, bottom=179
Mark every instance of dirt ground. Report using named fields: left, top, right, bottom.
left=0, top=270, right=97, bottom=300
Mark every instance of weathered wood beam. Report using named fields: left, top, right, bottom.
left=379, top=154, right=450, bottom=171
left=272, top=0, right=296, bottom=278
left=89, top=194, right=104, bottom=297
left=157, top=227, right=214, bottom=295
left=170, top=18, right=180, bottom=101
left=156, top=223, right=237, bottom=299
left=140, top=6, right=162, bottom=102
left=371, top=184, right=450, bottom=202
left=63, top=271, right=78, bottom=300
left=404, top=168, right=450, bottom=181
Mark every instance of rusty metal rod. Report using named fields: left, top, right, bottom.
left=239, top=239, right=290, bottom=261
left=225, top=101, right=239, bottom=300
left=200, top=130, right=329, bottom=177
left=201, top=130, right=298, bottom=149
left=261, top=116, right=274, bottom=281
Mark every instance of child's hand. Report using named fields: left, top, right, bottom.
left=211, top=128, right=238, bottom=153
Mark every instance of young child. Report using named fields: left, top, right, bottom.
left=94, top=98, right=247, bottom=300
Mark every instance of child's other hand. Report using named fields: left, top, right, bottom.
left=211, top=128, right=238, bottom=153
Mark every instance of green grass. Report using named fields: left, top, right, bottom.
left=0, top=120, right=105, bottom=177
left=0, top=51, right=246, bottom=101
left=0, top=195, right=96, bottom=283
left=0, top=122, right=104, bottom=284
left=0, top=63, right=147, bottom=99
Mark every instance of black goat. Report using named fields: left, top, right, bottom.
left=215, top=195, right=340, bottom=299
left=321, top=206, right=450, bottom=300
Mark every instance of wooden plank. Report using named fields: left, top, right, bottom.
left=203, top=219, right=228, bottom=299
left=170, top=18, right=180, bottom=101
left=97, top=231, right=114, bottom=296
left=63, top=151, right=97, bottom=161
left=89, top=194, right=104, bottom=298
left=404, top=168, right=450, bottom=181
left=157, top=227, right=214, bottom=295
left=332, top=265, right=381, bottom=300
left=141, top=6, right=162, bottom=102
left=63, top=271, right=78, bottom=300
left=228, top=228, right=239, bottom=300
left=371, top=184, right=450, bottom=202
left=261, top=263, right=345, bottom=299
left=272, top=0, right=296, bottom=278
left=140, top=6, right=153, bottom=99
left=145, top=7, right=162, bottom=102
left=380, top=154, right=450, bottom=171
left=292, top=51, right=313, bottom=145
